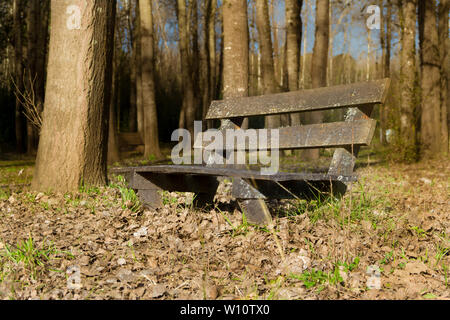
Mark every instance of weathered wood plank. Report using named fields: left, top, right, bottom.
left=195, top=119, right=377, bottom=150
left=206, top=79, right=390, bottom=120
left=120, top=165, right=357, bottom=182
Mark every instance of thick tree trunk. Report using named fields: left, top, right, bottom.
left=418, top=0, right=441, bottom=156
left=32, top=0, right=116, bottom=191
left=139, top=0, right=162, bottom=159
left=222, top=0, right=249, bottom=101
left=438, top=0, right=449, bottom=154
left=303, top=0, right=329, bottom=160
left=255, top=0, right=281, bottom=129
left=13, top=0, right=25, bottom=154
left=400, top=0, right=418, bottom=161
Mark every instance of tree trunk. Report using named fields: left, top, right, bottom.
left=438, top=0, right=449, bottom=154
left=108, top=56, right=120, bottom=164
left=303, top=0, right=329, bottom=160
left=36, top=0, right=50, bottom=114
left=13, top=0, right=25, bottom=154
left=285, top=0, right=302, bottom=128
left=139, top=0, right=162, bottom=159
left=255, top=0, right=281, bottom=129
left=204, top=0, right=217, bottom=126
left=400, top=0, right=418, bottom=161
left=418, top=0, right=441, bottom=156
left=128, top=0, right=137, bottom=133
left=300, top=0, right=309, bottom=89
left=32, top=0, right=116, bottom=191
left=135, top=0, right=144, bottom=140
left=270, top=0, right=280, bottom=87
left=379, top=0, right=391, bottom=145
left=177, top=0, right=196, bottom=135
left=223, top=0, right=249, bottom=101
left=25, top=0, right=40, bottom=155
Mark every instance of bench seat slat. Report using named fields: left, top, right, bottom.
left=195, top=119, right=376, bottom=150
left=205, top=79, right=390, bottom=120
left=111, top=165, right=357, bottom=183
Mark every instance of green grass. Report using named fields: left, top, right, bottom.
left=0, top=235, right=73, bottom=279
left=288, top=257, right=359, bottom=291
left=109, top=175, right=141, bottom=212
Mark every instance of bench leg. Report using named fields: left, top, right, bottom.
left=238, top=199, right=272, bottom=226
left=137, top=189, right=162, bottom=210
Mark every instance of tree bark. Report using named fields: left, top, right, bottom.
left=135, top=0, right=144, bottom=140
left=255, top=0, right=281, bottom=129
left=139, top=0, right=162, bottom=159
left=108, top=56, right=120, bottom=164
left=418, top=0, right=441, bottom=156
left=222, top=0, right=249, bottom=101
left=400, top=0, right=418, bottom=161
left=303, top=0, right=329, bottom=160
left=379, top=0, right=390, bottom=145
left=285, top=0, right=302, bottom=128
left=203, top=0, right=217, bottom=125
left=177, top=0, right=196, bottom=135
left=128, top=0, right=137, bottom=133
left=32, top=0, right=116, bottom=191
left=438, top=0, right=449, bottom=154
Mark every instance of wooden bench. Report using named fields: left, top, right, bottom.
left=113, top=79, right=390, bottom=225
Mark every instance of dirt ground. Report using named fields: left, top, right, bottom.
left=0, top=152, right=448, bottom=300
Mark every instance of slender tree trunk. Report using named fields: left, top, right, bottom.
left=177, top=0, right=196, bottom=135
left=300, top=0, right=309, bottom=89
left=25, top=0, right=39, bottom=155
left=216, top=14, right=224, bottom=99
left=379, top=0, right=388, bottom=144
left=270, top=0, right=280, bottom=87
left=32, top=0, right=116, bottom=191
left=418, top=0, right=441, bottom=156
left=139, top=0, right=162, bottom=158
left=135, top=0, right=144, bottom=139
left=203, top=0, right=217, bottom=128
left=128, top=0, right=137, bottom=133
left=13, top=0, right=25, bottom=154
left=36, top=0, right=49, bottom=112
left=190, top=0, right=201, bottom=121
left=286, top=0, right=302, bottom=128
left=108, top=54, right=120, bottom=164
left=400, top=0, right=418, bottom=161
left=438, top=0, right=449, bottom=154
left=304, top=0, right=329, bottom=160
left=255, top=0, right=281, bottom=129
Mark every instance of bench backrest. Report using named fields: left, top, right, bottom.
left=198, top=79, right=391, bottom=176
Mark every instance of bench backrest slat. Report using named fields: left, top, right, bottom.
left=206, top=78, right=390, bottom=120
left=195, top=119, right=376, bottom=151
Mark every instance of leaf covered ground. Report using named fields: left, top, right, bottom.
left=0, top=153, right=448, bottom=300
